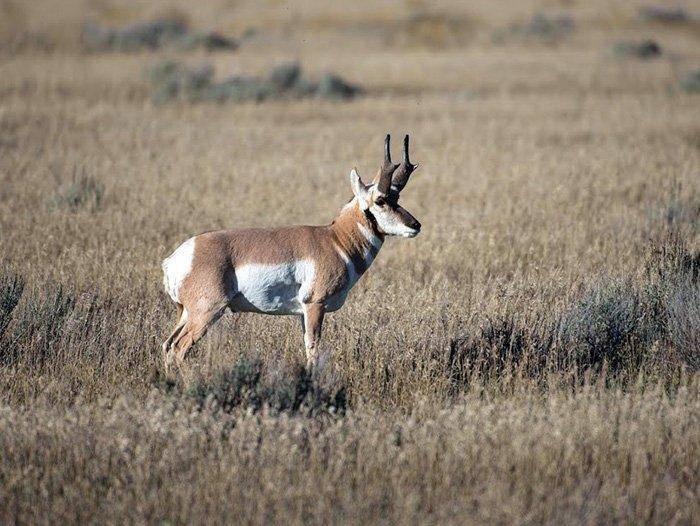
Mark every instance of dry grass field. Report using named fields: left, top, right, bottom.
left=1, top=0, right=699, bottom=524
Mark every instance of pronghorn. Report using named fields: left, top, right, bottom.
left=162, top=134, right=421, bottom=372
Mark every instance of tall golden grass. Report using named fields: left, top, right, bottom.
left=0, top=0, right=698, bottom=523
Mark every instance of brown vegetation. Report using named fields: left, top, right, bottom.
left=0, top=0, right=698, bottom=524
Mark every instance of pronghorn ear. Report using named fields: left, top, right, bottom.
left=349, top=168, right=370, bottom=210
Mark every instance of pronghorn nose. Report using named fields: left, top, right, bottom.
left=410, top=218, right=421, bottom=232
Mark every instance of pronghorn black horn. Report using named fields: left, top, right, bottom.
left=391, top=134, right=416, bottom=193
left=375, top=133, right=398, bottom=195
left=402, top=134, right=411, bottom=164
left=384, top=133, right=391, bottom=164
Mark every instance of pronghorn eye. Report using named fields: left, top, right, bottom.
left=375, top=196, right=386, bottom=206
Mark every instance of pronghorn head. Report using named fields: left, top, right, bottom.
left=349, top=134, right=421, bottom=238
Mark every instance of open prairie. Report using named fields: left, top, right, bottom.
left=0, top=0, right=699, bottom=524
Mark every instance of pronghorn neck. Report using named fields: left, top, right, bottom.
left=330, top=198, right=384, bottom=276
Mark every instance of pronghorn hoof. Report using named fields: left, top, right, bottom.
left=163, top=350, right=175, bottom=370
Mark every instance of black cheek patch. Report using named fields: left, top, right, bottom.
left=363, top=207, right=382, bottom=236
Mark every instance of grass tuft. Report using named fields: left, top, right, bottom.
left=49, top=167, right=104, bottom=213
left=185, top=358, right=347, bottom=415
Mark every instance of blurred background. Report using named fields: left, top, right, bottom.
left=1, top=2, right=700, bottom=524
left=2, top=0, right=699, bottom=103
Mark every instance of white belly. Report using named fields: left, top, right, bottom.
left=230, top=260, right=315, bottom=315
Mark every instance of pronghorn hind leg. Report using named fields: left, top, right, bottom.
left=162, top=303, right=186, bottom=370
left=171, top=302, right=228, bottom=369
left=163, top=303, right=185, bottom=349
left=302, top=302, right=326, bottom=372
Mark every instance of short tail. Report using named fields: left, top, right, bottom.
left=161, top=236, right=196, bottom=303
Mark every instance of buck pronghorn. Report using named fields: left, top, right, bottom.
left=162, top=134, right=421, bottom=372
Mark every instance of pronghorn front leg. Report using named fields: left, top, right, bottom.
left=302, top=302, right=325, bottom=371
